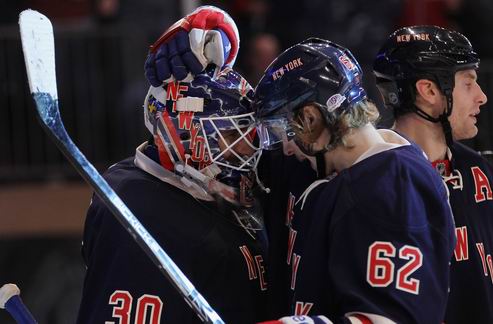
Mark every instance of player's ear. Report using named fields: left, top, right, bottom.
left=294, top=104, right=326, bottom=144
left=415, top=79, right=442, bottom=106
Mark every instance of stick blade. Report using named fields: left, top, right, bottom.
left=19, top=9, right=58, bottom=99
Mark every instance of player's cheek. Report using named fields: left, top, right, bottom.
left=234, top=140, right=256, bottom=156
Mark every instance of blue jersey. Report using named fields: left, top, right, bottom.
left=443, top=142, right=493, bottom=324
left=76, top=157, right=270, bottom=324
left=258, top=150, right=318, bottom=318
left=287, top=144, right=456, bottom=323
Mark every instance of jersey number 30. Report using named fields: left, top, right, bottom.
left=109, top=290, right=163, bottom=324
left=366, top=241, right=423, bottom=295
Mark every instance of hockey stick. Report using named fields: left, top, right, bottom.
left=18, top=10, right=224, bottom=324
left=0, top=284, right=37, bottom=324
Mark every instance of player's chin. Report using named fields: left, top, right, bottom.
left=454, top=125, right=478, bottom=141
left=467, top=120, right=479, bottom=138
left=469, top=126, right=479, bottom=138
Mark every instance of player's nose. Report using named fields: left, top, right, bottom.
left=478, top=85, right=487, bottom=106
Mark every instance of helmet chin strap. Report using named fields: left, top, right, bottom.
left=413, top=89, right=454, bottom=147
left=440, top=114, right=454, bottom=147
left=254, top=170, right=271, bottom=194
left=442, top=90, right=454, bottom=147
left=293, top=136, right=329, bottom=179
left=315, top=152, right=326, bottom=179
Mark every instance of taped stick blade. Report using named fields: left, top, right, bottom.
left=19, top=9, right=58, bottom=99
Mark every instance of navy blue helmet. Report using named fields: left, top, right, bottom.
left=144, top=68, right=262, bottom=204
left=253, top=38, right=367, bottom=150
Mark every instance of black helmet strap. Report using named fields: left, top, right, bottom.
left=440, top=86, right=455, bottom=146
left=440, top=112, right=454, bottom=147
left=413, top=103, right=454, bottom=146
left=315, top=152, right=326, bottom=179
left=414, top=105, right=441, bottom=123
left=411, top=70, right=455, bottom=146
left=412, top=81, right=454, bottom=147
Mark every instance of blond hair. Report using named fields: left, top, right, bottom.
left=330, top=99, right=380, bottom=149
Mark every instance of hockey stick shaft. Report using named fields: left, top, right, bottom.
left=35, top=94, right=223, bottom=323
left=0, top=284, right=37, bottom=324
left=19, top=10, right=223, bottom=324
left=4, top=296, right=37, bottom=324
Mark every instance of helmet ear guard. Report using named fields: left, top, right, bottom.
left=374, top=76, right=403, bottom=109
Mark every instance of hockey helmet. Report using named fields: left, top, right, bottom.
left=253, top=38, right=367, bottom=151
left=373, top=25, right=479, bottom=119
left=143, top=68, right=261, bottom=192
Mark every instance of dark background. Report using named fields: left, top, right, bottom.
left=1, top=0, right=493, bottom=323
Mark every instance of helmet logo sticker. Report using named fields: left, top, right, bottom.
left=272, top=58, right=304, bottom=80
left=147, top=99, right=158, bottom=114
left=326, top=94, right=346, bottom=112
left=338, top=55, right=356, bottom=71
left=389, top=92, right=399, bottom=105
left=166, top=81, right=189, bottom=112
left=396, top=33, right=430, bottom=43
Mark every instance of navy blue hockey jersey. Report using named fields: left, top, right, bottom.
left=286, top=144, right=456, bottom=323
left=258, top=150, right=318, bottom=318
left=443, top=142, right=493, bottom=324
left=76, top=157, right=269, bottom=324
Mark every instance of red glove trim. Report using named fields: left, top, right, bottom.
left=149, top=9, right=239, bottom=65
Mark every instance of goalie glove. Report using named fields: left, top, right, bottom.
left=145, top=5, right=239, bottom=86
left=258, top=315, right=333, bottom=324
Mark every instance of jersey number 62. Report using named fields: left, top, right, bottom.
left=366, top=241, right=423, bottom=295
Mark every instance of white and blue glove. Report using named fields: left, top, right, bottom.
left=144, top=6, right=239, bottom=87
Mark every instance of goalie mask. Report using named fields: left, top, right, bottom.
left=143, top=68, right=261, bottom=209
left=253, top=38, right=367, bottom=154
